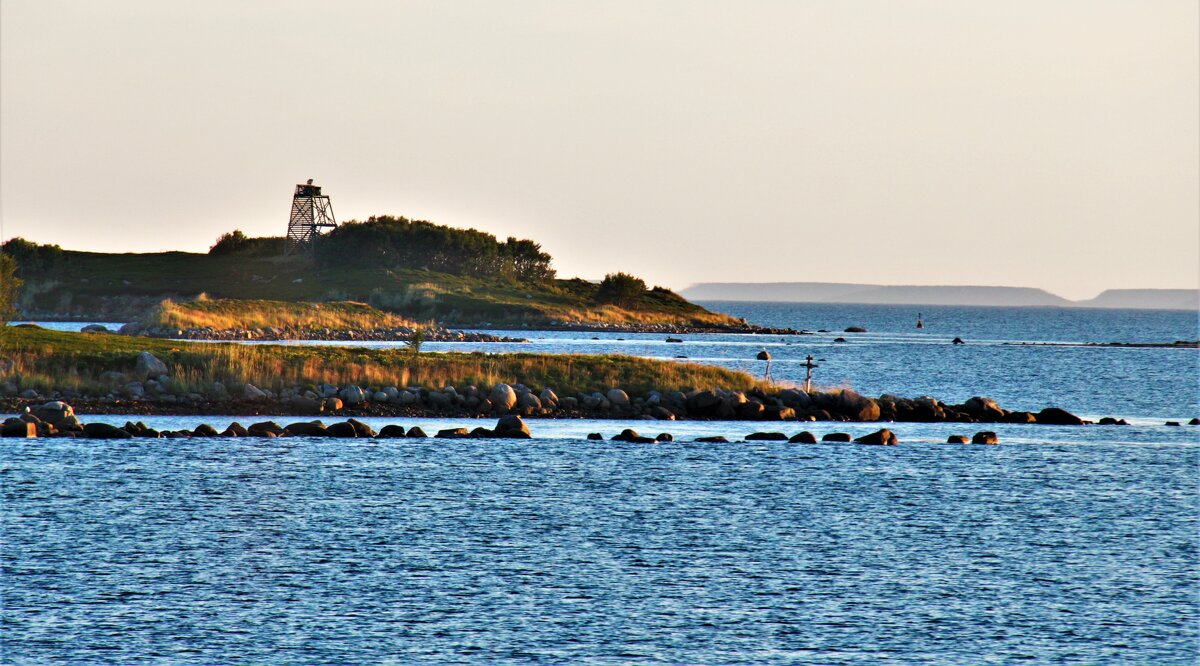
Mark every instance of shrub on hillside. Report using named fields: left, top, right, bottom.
left=596, top=272, right=647, bottom=308
left=209, top=231, right=285, bottom=256
left=315, top=216, right=555, bottom=283
left=1, top=238, right=63, bottom=273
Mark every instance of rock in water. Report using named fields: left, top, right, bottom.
left=346, top=418, right=376, bottom=438
left=964, top=396, right=1005, bottom=420
left=855, top=429, right=898, bottom=445
left=494, top=415, right=532, bottom=439
left=821, top=432, right=852, bottom=442
left=83, top=422, right=133, bottom=439
left=327, top=422, right=358, bottom=438
left=32, top=401, right=74, bottom=427
left=972, top=431, right=999, bottom=444
left=377, top=424, right=407, bottom=438
left=1036, top=407, right=1084, bottom=426
left=947, top=435, right=969, bottom=444
left=789, top=431, right=817, bottom=444
left=1, top=419, right=37, bottom=438
left=745, top=432, right=788, bottom=441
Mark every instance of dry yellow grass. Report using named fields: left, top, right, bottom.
left=0, top=326, right=768, bottom=397
left=145, top=298, right=424, bottom=331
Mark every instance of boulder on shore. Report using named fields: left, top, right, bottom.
left=134, top=352, right=168, bottom=381
left=489, top=384, right=518, bottom=412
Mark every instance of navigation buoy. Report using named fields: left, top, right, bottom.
left=917, top=312, right=924, bottom=329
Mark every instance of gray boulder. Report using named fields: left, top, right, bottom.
left=539, top=388, right=559, bottom=407
left=243, top=383, right=268, bottom=401
left=339, top=386, right=366, bottom=405
left=134, top=352, right=168, bottom=380
left=32, top=401, right=74, bottom=426
left=606, top=388, right=630, bottom=408
left=517, top=392, right=542, bottom=411
left=489, top=384, right=518, bottom=412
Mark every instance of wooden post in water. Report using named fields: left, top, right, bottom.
left=802, top=355, right=818, bottom=392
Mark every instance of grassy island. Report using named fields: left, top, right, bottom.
left=0, top=326, right=761, bottom=399
left=4, top=218, right=744, bottom=329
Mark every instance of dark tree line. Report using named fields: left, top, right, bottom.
left=315, top=216, right=555, bottom=282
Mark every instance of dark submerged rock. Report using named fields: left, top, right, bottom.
left=744, top=432, right=788, bottom=441
left=248, top=421, right=285, bottom=437
left=83, top=422, right=133, bottom=439
left=612, top=428, right=654, bottom=443
left=327, top=422, right=358, bottom=438
left=191, top=424, right=219, bottom=437
left=1036, top=407, right=1084, bottom=426
left=789, top=431, right=817, bottom=444
left=855, top=429, right=898, bottom=445
left=586, top=433, right=604, bottom=440
left=435, top=427, right=471, bottom=439
left=821, top=432, right=852, bottom=442
left=406, top=427, right=428, bottom=438
left=972, top=431, right=999, bottom=444
left=947, top=435, right=969, bottom=444
left=377, top=424, right=407, bottom=438
left=346, top=418, right=376, bottom=438
left=284, top=421, right=331, bottom=437
left=494, top=415, right=532, bottom=439
left=695, top=436, right=729, bottom=443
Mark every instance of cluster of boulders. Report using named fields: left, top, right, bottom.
left=1, top=404, right=533, bottom=440
left=110, top=323, right=525, bottom=343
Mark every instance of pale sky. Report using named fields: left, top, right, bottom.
left=2, top=0, right=1197, bottom=300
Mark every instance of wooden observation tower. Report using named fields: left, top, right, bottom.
left=285, top=179, right=337, bottom=255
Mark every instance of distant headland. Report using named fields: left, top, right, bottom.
left=681, top=282, right=1198, bottom=311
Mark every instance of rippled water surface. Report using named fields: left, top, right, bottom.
left=4, top=304, right=1199, bottom=663
left=3, top=436, right=1197, bottom=664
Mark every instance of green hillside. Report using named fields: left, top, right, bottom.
left=3, top=219, right=743, bottom=329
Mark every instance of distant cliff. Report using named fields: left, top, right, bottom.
left=681, top=282, right=1198, bottom=310
left=1074, top=289, right=1198, bottom=311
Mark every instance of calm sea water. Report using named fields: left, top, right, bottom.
left=3, top=304, right=1198, bottom=663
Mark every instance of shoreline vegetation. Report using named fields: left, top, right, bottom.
left=0, top=325, right=1127, bottom=427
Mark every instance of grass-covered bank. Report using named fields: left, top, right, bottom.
left=140, top=297, right=424, bottom=332
left=0, top=326, right=762, bottom=399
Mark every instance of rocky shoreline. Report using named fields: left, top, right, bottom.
left=108, top=322, right=527, bottom=343
left=0, top=364, right=1139, bottom=426
left=6, top=402, right=1197, bottom=444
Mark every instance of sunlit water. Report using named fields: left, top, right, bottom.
left=4, top=304, right=1198, bottom=663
